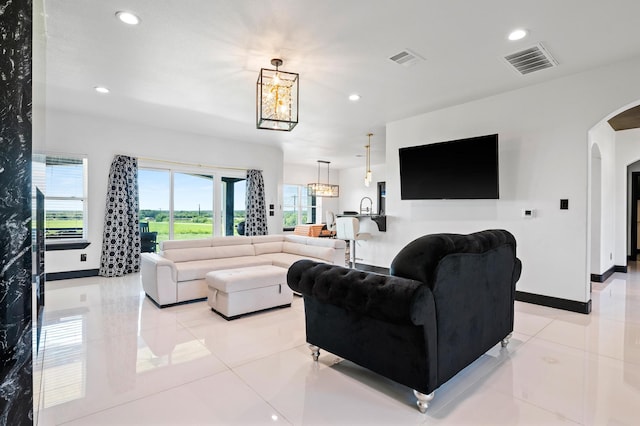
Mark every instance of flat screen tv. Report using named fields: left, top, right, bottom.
left=399, top=134, right=499, bottom=200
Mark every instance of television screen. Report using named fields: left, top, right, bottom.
left=399, top=134, right=499, bottom=200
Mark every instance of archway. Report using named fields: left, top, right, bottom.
left=587, top=99, right=640, bottom=291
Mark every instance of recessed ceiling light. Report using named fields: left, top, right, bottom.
left=116, top=11, right=141, bottom=25
left=348, top=94, right=361, bottom=101
left=94, top=86, right=110, bottom=94
left=508, top=29, right=528, bottom=41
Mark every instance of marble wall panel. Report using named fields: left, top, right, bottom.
left=0, top=0, right=34, bottom=424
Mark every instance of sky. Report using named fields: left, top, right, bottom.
left=46, top=163, right=83, bottom=198
left=45, top=164, right=246, bottom=213
left=138, top=169, right=246, bottom=211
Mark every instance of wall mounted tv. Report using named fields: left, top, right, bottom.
left=399, top=134, right=499, bottom=200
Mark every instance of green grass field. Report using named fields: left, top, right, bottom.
left=146, top=222, right=213, bottom=242
left=45, top=219, right=244, bottom=242
left=46, top=219, right=83, bottom=228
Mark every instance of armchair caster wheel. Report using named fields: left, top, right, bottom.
left=501, top=332, right=512, bottom=348
left=309, top=344, right=320, bottom=362
left=413, top=390, right=434, bottom=413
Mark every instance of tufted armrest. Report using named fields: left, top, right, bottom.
left=287, top=260, right=434, bottom=325
left=390, top=229, right=518, bottom=288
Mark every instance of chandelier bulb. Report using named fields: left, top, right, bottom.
left=364, top=133, right=373, bottom=187
left=364, top=170, right=372, bottom=187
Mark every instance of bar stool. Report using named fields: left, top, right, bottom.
left=336, top=217, right=371, bottom=268
left=326, top=211, right=337, bottom=234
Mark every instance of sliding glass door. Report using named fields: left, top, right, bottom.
left=138, top=169, right=171, bottom=242
left=139, top=165, right=247, bottom=240
left=139, top=169, right=215, bottom=241
left=174, top=172, right=214, bottom=239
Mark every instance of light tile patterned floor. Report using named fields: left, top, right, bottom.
left=34, top=264, right=640, bottom=425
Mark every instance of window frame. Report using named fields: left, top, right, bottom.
left=282, top=184, right=317, bottom=231
left=38, top=153, right=89, bottom=249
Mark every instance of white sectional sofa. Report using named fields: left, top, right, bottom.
left=141, top=234, right=346, bottom=307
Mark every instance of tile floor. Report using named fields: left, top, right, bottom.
left=34, top=264, right=640, bottom=425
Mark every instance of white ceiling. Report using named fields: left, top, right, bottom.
left=42, top=0, right=640, bottom=169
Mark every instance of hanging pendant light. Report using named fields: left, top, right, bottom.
left=364, top=133, right=373, bottom=187
left=308, top=160, right=339, bottom=197
left=256, top=58, right=299, bottom=131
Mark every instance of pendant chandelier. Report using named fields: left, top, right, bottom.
left=256, top=58, right=299, bottom=131
left=364, top=133, right=373, bottom=187
left=308, top=160, right=339, bottom=198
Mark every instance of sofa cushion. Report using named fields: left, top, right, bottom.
left=210, top=236, right=253, bottom=247
left=284, top=234, right=312, bottom=245
left=251, top=235, right=285, bottom=244
left=161, top=238, right=213, bottom=251
left=163, top=244, right=256, bottom=263
left=283, top=242, right=334, bottom=263
left=208, top=244, right=256, bottom=259
left=176, top=257, right=271, bottom=282
left=305, top=237, right=346, bottom=249
left=257, top=253, right=327, bottom=269
left=254, top=241, right=285, bottom=255
left=163, top=247, right=215, bottom=263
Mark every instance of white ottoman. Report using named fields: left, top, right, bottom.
left=206, top=265, right=292, bottom=320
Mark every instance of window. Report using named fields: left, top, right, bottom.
left=283, top=184, right=316, bottom=230
left=138, top=164, right=246, bottom=241
left=44, top=155, right=88, bottom=241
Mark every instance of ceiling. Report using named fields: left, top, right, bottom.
left=42, top=0, right=640, bottom=169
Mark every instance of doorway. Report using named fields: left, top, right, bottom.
left=630, top=172, right=640, bottom=259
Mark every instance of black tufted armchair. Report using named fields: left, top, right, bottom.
left=287, top=229, right=522, bottom=413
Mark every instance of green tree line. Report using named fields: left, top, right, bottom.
left=139, top=209, right=245, bottom=223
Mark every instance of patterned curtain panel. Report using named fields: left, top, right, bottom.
left=245, top=169, right=267, bottom=236
left=99, top=155, right=141, bottom=277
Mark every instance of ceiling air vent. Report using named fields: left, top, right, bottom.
left=503, top=43, right=557, bottom=75
left=389, top=49, right=424, bottom=67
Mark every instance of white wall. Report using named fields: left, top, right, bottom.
left=338, top=164, right=385, bottom=215
left=379, top=57, right=640, bottom=304
left=283, top=162, right=340, bottom=225
left=588, top=121, right=616, bottom=275
left=590, top=144, right=602, bottom=274
left=337, top=164, right=386, bottom=266
left=44, top=109, right=284, bottom=273
left=614, top=128, right=640, bottom=261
